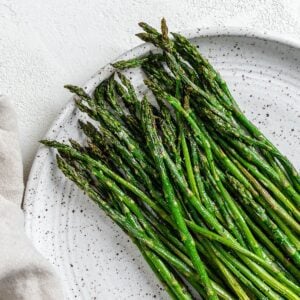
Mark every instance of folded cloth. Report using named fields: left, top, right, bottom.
left=0, top=95, right=63, bottom=300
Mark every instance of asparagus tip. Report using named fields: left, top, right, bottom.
left=40, top=139, right=54, bottom=147
left=116, top=71, right=123, bottom=78
left=40, top=139, right=69, bottom=153
left=161, top=18, right=168, bottom=40
left=170, top=31, right=180, bottom=39
left=135, top=33, right=147, bottom=40
left=111, top=62, right=123, bottom=69
left=138, top=21, right=146, bottom=28
left=64, top=84, right=90, bottom=99
left=64, top=84, right=77, bottom=92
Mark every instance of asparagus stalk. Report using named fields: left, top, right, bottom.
left=140, top=98, right=218, bottom=300
left=44, top=18, right=300, bottom=300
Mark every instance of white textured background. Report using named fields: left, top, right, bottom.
left=1, top=0, right=300, bottom=178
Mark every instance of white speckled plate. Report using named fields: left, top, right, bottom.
left=23, top=27, right=300, bottom=300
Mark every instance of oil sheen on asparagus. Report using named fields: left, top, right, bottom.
left=42, top=19, right=300, bottom=300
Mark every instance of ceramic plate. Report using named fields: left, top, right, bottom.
left=23, top=27, right=300, bottom=300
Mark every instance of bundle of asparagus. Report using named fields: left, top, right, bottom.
left=42, top=19, right=300, bottom=299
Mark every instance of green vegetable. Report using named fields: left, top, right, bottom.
left=42, top=19, right=300, bottom=300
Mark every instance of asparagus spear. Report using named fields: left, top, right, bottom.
left=43, top=18, right=300, bottom=300
left=140, top=98, right=218, bottom=300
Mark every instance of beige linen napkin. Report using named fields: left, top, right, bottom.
left=0, top=95, right=63, bottom=300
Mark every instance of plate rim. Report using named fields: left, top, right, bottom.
left=23, top=25, right=300, bottom=240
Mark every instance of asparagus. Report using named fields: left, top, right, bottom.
left=45, top=136, right=300, bottom=298
left=43, top=19, right=300, bottom=300
left=170, top=30, right=300, bottom=194
left=139, top=23, right=300, bottom=206
left=140, top=98, right=218, bottom=299
left=111, top=53, right=164, bottom=69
